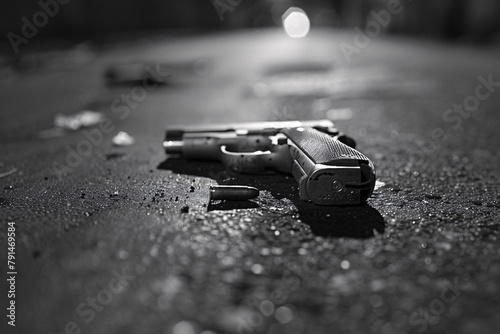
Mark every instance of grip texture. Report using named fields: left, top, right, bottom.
left=282, top=127, right=371, bottom=165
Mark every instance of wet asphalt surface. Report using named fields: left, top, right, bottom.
left=1, top=29, right=500, bottom=334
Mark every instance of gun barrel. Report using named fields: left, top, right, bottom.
left=163, top=140, right=184, bottom=154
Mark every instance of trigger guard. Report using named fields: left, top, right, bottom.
left=220, top=145, right=272, bottom=156
left=220, top=145, right=272, bottom=173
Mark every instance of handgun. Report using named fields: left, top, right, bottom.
left=163, top=120, right=375, bottom=205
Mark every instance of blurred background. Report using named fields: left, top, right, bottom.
left=2, top=0, right=500, bottom=44
left=2, top=2, right=500, bottom=334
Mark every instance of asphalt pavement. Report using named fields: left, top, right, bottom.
left=1, top=28, right=500, bottom=334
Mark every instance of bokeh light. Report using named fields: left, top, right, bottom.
left=282, top=7, right=310, bottom=38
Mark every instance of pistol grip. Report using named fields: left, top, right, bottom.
left=282, top=127, right=376, bottom=205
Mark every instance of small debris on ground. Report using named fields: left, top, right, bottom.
left=0, top=168, right=18, bottom=179
left=374, top=180, right=386, bottom=190
left=425, top=193, right=442, bottom=200
left=104, top=152, right=127, bottom=161
left=112, top=131, right=135, bottom=146
left=54, top=110, right=104, bottom=131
